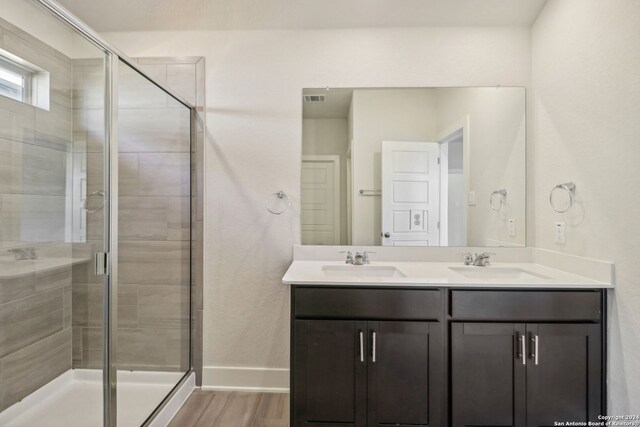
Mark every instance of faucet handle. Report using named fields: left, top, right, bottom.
left=460, top=252, right=474, bottom=265
left=339, top=250, right=354, bottom=264
left=476, top=252, right=494, bottom=266
left=362, top=251, right=375, bottom=264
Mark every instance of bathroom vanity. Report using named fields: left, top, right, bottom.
left=284, top=255, right=612, bottom=427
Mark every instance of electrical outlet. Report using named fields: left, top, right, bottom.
left=508, top=219, right=516, bottom=237
left=555, top=222, right=566, bottom=244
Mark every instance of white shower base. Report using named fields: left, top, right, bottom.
left=0, top=369, right=186, bottom=427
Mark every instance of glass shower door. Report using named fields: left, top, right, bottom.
left=115, top=59, right=192, bottom=427
left=0, top=0, right=111, bottom=425
left=1, top=2, right=193, bottom=425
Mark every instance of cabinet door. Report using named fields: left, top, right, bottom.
left=526, top=323, right=602, bottom=426
left=293, top=320, right=366, bottom=427
left=367, top=321, right=442, bottom=427
left=451, top=323, right=526, bottom=427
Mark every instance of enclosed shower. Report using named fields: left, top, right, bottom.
left=0, top=0, right=198, bottom=425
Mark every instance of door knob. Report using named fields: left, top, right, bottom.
left=383, top=232, right=391, bottom=238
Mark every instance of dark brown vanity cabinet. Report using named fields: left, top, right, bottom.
left=291, top=287, right=605, bottom=427
left=451, top=323, right=527, bottom=426
left=293, top=320, right=367, bottom=426
left=450, top=291, right=604, bottom=427
left=292, top=287, right=444, bottom=427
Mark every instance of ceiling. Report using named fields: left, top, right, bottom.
left=57, top=0, right=548, bottom=32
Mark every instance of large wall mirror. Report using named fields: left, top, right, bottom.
left=301, top=87, right=526, bottom=247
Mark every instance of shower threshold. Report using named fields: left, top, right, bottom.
left=0, top=369, right=185, bottom=427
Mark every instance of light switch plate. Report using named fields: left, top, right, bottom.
left=468, top=191, right=476, bottom=206
left=555, top=222, right=566, bottom=244
left=508, top=219, right=516, bottom=237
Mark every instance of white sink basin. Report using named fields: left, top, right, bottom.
left=322, top=265, right=406, bottom=278
left=449, top=266, right=550, bottom=281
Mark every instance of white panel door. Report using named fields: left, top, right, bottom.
left=301, top=156, right=340, bottom=245
left=381, top=141, right=440, bottom=246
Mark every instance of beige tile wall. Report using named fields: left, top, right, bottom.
left=0, top=21, right=205, bottom=411
left=0, top=17, right=73, bottom=411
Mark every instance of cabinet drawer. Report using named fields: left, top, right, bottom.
left=450, top=290, right=602, bottom=321
left=294, top=287, right=441, bottom=320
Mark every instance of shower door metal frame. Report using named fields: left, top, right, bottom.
left=104, top=52, right=118, bottom=427
left=29, top=1, right=197, bottom=426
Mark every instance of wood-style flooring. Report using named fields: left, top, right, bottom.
left=169, top=390, right=289, bottom=427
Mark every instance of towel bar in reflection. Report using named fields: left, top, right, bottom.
left=359, top=189, right=381, bottom=197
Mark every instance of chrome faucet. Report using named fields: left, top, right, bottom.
left=462, top=252, right=493, bottom=267
left=353, top=252, right=365, bottom=265
left=473, top=252, right=493, bottom=267
left=340, top=250, right=374, bottom=265
left=354, top=251, right=375, bottom=265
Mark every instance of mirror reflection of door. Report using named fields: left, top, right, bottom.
left=381, top=141, right=441, bottom=246
left=301, top=87, right=526, bottom=248
left=301, top=155, right=341, bottom=245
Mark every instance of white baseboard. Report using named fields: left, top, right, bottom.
left=202, top=366, right=289, bottom=392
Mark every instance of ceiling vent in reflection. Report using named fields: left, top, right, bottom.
left=303, top=94, right=326, bottom=102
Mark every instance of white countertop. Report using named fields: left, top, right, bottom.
left=282, top=260, right=613, bottom=289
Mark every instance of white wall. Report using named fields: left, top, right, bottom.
left=102, top=27, right=532, bottom=389
left=436, top=87, right=527, bottom=246
left=351, top=88, right=438, bottom=245
left=302, top=118, right=348, bottom=244
left=532, top=0, right=640, bottom=411
left=0, top=0, right=75, bottom=57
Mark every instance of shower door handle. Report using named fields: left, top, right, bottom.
left=95, top=252, right=109, bottom=276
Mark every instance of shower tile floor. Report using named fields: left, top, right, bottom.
left=0, top=369, right=184, bottom=427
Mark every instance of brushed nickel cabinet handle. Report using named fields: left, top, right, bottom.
left=517, top=332, right=526, bottom=365
left=359, top=331, right=364, bottom=363
left=534, top=335, right=539, bottom=365
left=372, top=332, right=377, bottom=363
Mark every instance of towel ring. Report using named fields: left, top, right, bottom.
left=266, top=191, right=290, bottom=215
left=83, top=190, right=105, bottom=214
left=550, top=182, right=576, bottom=213
left=490, top=189, right=507, bottom=211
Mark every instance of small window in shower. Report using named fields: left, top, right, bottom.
left=0, top=48, right=50, bottom=110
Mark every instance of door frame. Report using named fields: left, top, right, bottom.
left=346, top=147, right=353, bottom=245
left=302, top=154, right=341, bottom=245
left=437, top=115, right=470, bottom=247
